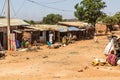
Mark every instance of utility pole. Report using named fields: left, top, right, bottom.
left=6, top=0, right=10, bottom=50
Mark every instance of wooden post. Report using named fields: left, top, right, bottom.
left=6, top=0, right=11, bottom=50
left=58, top=31, right=60, bottom=42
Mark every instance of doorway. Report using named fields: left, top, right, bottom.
left=0, top=32, right=3, bottom=47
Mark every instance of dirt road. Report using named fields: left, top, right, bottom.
left=0, top=36, right=120, bottom=80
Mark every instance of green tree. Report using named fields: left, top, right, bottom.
left=96, top=13, right=107, bottom=22
left=42, top=14, right=62, bottom=24
left=103, top=16, right=117, bottom=26
left=74, top=0, right=106, bottom=25
left=102, top=16, right=117, bottom=32
left=29, top=20, right=35, bottom=25
left=24, top=20, right=36, bottom=26
left=114, top=12, right=120, bottom=26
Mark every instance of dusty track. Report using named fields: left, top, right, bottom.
left=0, top=36, right=120, bottom=80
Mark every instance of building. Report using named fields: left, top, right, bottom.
left=95, top=23, right=107, bottom=35
left=58, top=21, right=94, bottom=39
left=25, top=24, right=68, bottom=43
left=0, top=18, right=29, bottom=49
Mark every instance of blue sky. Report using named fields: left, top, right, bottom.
left=0, top=0, right=120, bottom=21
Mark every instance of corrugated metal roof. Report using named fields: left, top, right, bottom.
left=58, top=21, right=91, bottom=29
left=13, top=30, right=22, bottom=33
left=13, top=29, right=38, bottom=33
left=58, top=21, right=84, bottom=28
left=0, top=18, right=29, bottom=27
left=25, top=24, right=68, bottom=31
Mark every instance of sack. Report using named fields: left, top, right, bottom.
left=117, top=59, right=120, bottom=66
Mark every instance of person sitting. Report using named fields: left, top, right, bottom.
left=106, top=50, right=117, bottom=66
left=115, top=49, right=120, bottom=66
left=46, top=41, right=59, bottom=49
left=62, top=36, right=67, bottom=46
left=71, top=35, right=77, bottom=41
left=47, top=41, right=52, bottom=47
left=33, top=40, right=40, bottom=49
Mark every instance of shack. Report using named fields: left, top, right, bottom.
left=13, top=29, right=40, bottom=48
left=95, top=22, right=107, bottom=35
left=25, top=25, right=68, bottom=43
left=0, top=18, right=29, bottom=49
left=58, top=21, right=94, bottom=39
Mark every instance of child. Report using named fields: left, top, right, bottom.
left=106, top=50, right=117, bottom=66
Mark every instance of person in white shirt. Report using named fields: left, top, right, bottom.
left=49, top=31, right=53, bottom=44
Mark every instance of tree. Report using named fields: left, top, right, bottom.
left=74, top=0, right=106, bottom=25
left=29, top=20, right=35, bottom=25
left=96, top=13, right=107, bottom=22
left=102, top=16, right=118, bottom=32
left=114, top=12, right=120, bottom=26
left=24, top=20, right=36, bottom=26
left=103, top=16, right=117, bottom=26
left=42, top=14, right=62, bottom=24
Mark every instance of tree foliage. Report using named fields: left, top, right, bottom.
left=97, top=15, right=118, bottom=32
left=102, top=16, right=117, bottom=26
left=96, top=13, right=107, bottom=22
left=29, top=20, right=35, bottom=25
left=74, top=0, right=106, bottom=25
left=42, top=14, right=62, bottom=24
left=98, top=12, right=120, bottom=26
left=114, top=12, right=120, bottom=25
left=24, top=20, right=36, bottom=26
left=101, top=12, right=120, bottom=31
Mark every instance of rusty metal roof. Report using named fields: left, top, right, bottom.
left=25, top=24, right=68, bottom=31
left=0, top=18, right=29, bottom=27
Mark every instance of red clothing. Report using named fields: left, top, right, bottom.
left=106, top=54, right=116, bottom=66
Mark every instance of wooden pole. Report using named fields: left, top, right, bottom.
left=6, top=0, right=10, bottom=50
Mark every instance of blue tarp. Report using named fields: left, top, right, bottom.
left=68, top=27, right=80, bottom=31
left=59, top=26, right=85, bottom=32
left=59, top=28, right=68, bottom=32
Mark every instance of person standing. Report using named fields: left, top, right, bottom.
left=49, top=31, right=54, bottom=44
left=94, top=33, right=98, bottom=42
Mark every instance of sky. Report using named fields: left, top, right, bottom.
left=0, top=0, right=120, bottom=21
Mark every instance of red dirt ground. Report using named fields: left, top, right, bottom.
left=0, top=35, right=120, bottom=80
